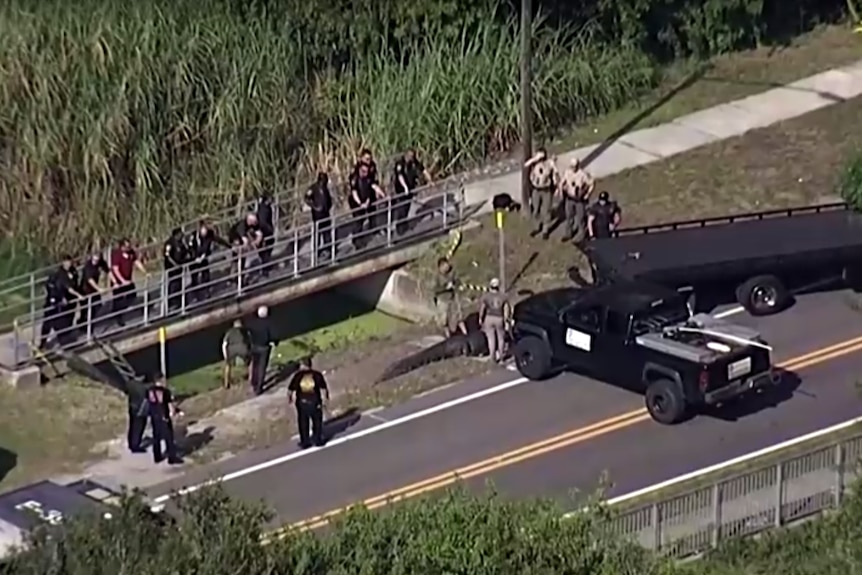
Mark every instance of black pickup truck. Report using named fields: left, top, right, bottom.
left=511, top=280, right=779, bottom=424
left=586, top=203, right=862, bottom=316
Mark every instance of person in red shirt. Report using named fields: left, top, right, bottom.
left=110, top=238, right=147, bottom=326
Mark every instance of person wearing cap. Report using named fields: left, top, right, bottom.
left=432, top=257, right=466, bottom=337
left=524, top=147, right=559, bottom=239
left=478, top=277, right=511, bottom=363
left=587, top=191, right=622, bottom=239
left=557, top=157, right=595, bottom=244
left=144, top=371, right=183, bottom=465
left=222, top=319, right=251, bottom=389
left=246, top=305, right=277, bottom=395
left=163, top=227, right=189, bottom=311
left=39, top=254, right=82, bottom=349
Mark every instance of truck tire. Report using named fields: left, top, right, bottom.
left=645, top=378, right=687, bottom=424
left=513, top=336, right=552, bottom=380
left=735, top=275, right=789, bottom=316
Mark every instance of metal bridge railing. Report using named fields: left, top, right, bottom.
left=610, top=432, right=862, bottom=558
left=2, top=184, right=472, bottom=369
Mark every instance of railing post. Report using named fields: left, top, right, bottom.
left=442, top=189, right=448, bottom=228
left=459, top=187, right=464, bottom=222
left=774, top=462, right=783, bottom=527
left=651, top=503, right=661, bottom=552
left=835, top=442, right=846, bottom=506
left=311, top=221, right=317, bottom=268
left=143, top=274, right=149, bottom=326
left=273, top=202, right=280, bottom=241
left=180, top=265, right=187, bottom=315
left=293, top=228, right=299, bottom=277
left=386, top=196, right=393, bottom=247
left=710, top=483, right=722, bottom=548
left=85, top=296, right=93, bottom=342
left=29, top=273, right=36, bottom=346
left=236, top=250, right=243, bottom=295
left=12, top=319, right=19, bottom=367
left=159, top=270, right=167, bottom=319
left=330, top=217, right=337, bottom=261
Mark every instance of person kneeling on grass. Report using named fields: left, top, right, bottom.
left=222, top=319, right=251, bottom=389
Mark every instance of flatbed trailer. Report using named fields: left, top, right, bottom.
left=585, top=202, right=862, bottom=315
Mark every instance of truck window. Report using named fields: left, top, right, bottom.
left=565, top=305, right=601, bottom=333
left=605, top=310, right=631, bottom=337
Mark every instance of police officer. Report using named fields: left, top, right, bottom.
left=186, top=220, right=229, bottom=302
left=77, top=250, right=109, bottom=331
left=348, top=163, right=385, bottom=249
left=432, top=257, right=466, bottom=338
left=392, top=148, right=431, bottom=235
left=39, top=255, right=82, bottom=349
left=524, top=148, right=558, bottom=239
left=352, top=148, right=379, bottom=185
left=229, top=213, right=264, bottom=284
left=163, top=228, right=189, bottom=311
left=478, top=277, right=511, bottom=364
left=145, top=371, right=183, bottom=465
left=222, top=319, right=250, bottom=390
left=246, top=305, right=276, bottom=395
left=558, top=157, right=595, bottom=244
left=305, top=172, right=333, bottom=259
left=587, top=191, right=623, bottom=239
left=126, top=380, right=148, bottom=454
left=287, top=356, right=330, bottom=449
left=255, top=191, right=276, bottom=277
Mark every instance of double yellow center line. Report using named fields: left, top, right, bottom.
left=266, top=333, right=862, bottom=538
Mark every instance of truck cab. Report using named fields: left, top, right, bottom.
left=512, top=281, right=779, bottom=423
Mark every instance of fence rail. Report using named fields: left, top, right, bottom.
left=1, top=184, right=474, bottom=370
left=609, top=426, right=862, bottom=558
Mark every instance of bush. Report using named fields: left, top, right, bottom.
left=839, top=151, right=862, bottom=210
left=0, top=0, right=848, bottom=255
left=5, top=485, right=667, bottom=575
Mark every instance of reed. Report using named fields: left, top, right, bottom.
left=0, top=0, right=657, bottom=255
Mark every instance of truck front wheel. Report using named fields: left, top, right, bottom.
left=645, top=378, right=687, bottom=424
left=513, top=336, right=552, bottom=380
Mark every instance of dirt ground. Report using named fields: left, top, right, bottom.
left=3, top=24, right=861, bottom=489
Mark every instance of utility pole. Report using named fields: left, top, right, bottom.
left=519, top=0, right=533, bottom=208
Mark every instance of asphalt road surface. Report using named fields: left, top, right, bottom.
left=148, top=288, right=862, bottom=532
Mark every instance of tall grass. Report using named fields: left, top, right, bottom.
left=0, top=0, right=658, bottom=256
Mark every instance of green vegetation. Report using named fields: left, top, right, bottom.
left=8, top=479, right=862, bottom=574
left=839, top=150, right=862, bottom=210
left=0, top=0, right=846, bottom=256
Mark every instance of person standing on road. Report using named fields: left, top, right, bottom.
left=478, top=277, right=511, bottom=364
left=432, top=257, right=466, bottom=338
left=587, top=192, right=623, bottom=240
left=287, top=356, right=330, bottom=449
left=246, top=305, right=276, bottom=396
left=524, top=148, right=558, bottom=239
left=558, top=157, right=595, bottom=244
left=110, top=238, right=147, bottom=327
left=145, top=372, right=183, bottom=465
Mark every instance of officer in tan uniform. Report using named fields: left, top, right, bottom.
left=524, top=148, right=558, bottom=239
left=557, top=157, right=595, bottom=244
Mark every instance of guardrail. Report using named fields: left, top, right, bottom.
left=2, top=185, right=473, bottom=370
left=605, top=417, right=862, bottom=558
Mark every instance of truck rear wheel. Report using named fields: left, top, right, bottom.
left=513, top=336, right=552, bottom=380
left=645, top=379, right=687, bottom=424
left=735, top=275, right=789, bottom=316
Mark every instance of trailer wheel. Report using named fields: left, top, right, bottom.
left=513, top=336, right=552, bottom=380
left=735, top=275, right=789, bottom=316
left=645, top=378, right=687, bottom=425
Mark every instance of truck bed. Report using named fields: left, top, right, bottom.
left=587, top=203, right=862, bottom=282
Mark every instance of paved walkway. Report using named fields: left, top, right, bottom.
left=51, top=58, right=862, bottom=491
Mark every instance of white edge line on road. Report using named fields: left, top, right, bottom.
left=559, top=415, right=862, bottom=517
left=151, top=376, right=529, bottom=506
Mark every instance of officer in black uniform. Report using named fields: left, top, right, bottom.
left=126, top=380, right=148, bottom=454
left=229, top=213, right=264, bottom=285
left=145, top=372, right=183, bottom=465
left=77, top=250, right=109, bottom=331
left=352, top=148, right=379, bottom=185
left=186, top=220, right=230, bottom=302
left=287, top=356, right=330, bottom=449
left=305, top=172, right=334, bottom=260
left=392, top=149, right=431, bottom=235
left=255, top=192, right=276, bottom=277
left=39, top=255, right=82, bottom=349
left=246, top=305, right=276, bottom=396
left=587, top=191, right=623, bottom=239
left=348, top=163, right=385, bottom=249
left=163, top=228, right=188, bottom=311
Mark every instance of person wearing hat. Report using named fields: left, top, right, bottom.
left=587, top=191, right=622, bottom=239
left=557, top=157, right=595, bottom=244
left=246, top=305, right=277, bottom=395
left=478, top=277, right=511, bottom=363
left=524, top=147, right=559, bottom=239
left=144, top=371, right=183, bottom=465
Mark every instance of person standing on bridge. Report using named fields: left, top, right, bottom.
left=392, top=148, right=432, bottom=236
left=186, top=220, right=230, bottom=302
left=305, top=172, right=333, bottom=260
left=39, top=255, right=83, bottom=349
left=110, top=238, right=147, bottom=327
left=287, top=356, right=330, bottom=449
left=246, top=305, right=277, bottom=396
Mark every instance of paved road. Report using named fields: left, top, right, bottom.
left=148, top=288, right=862, bottom=529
